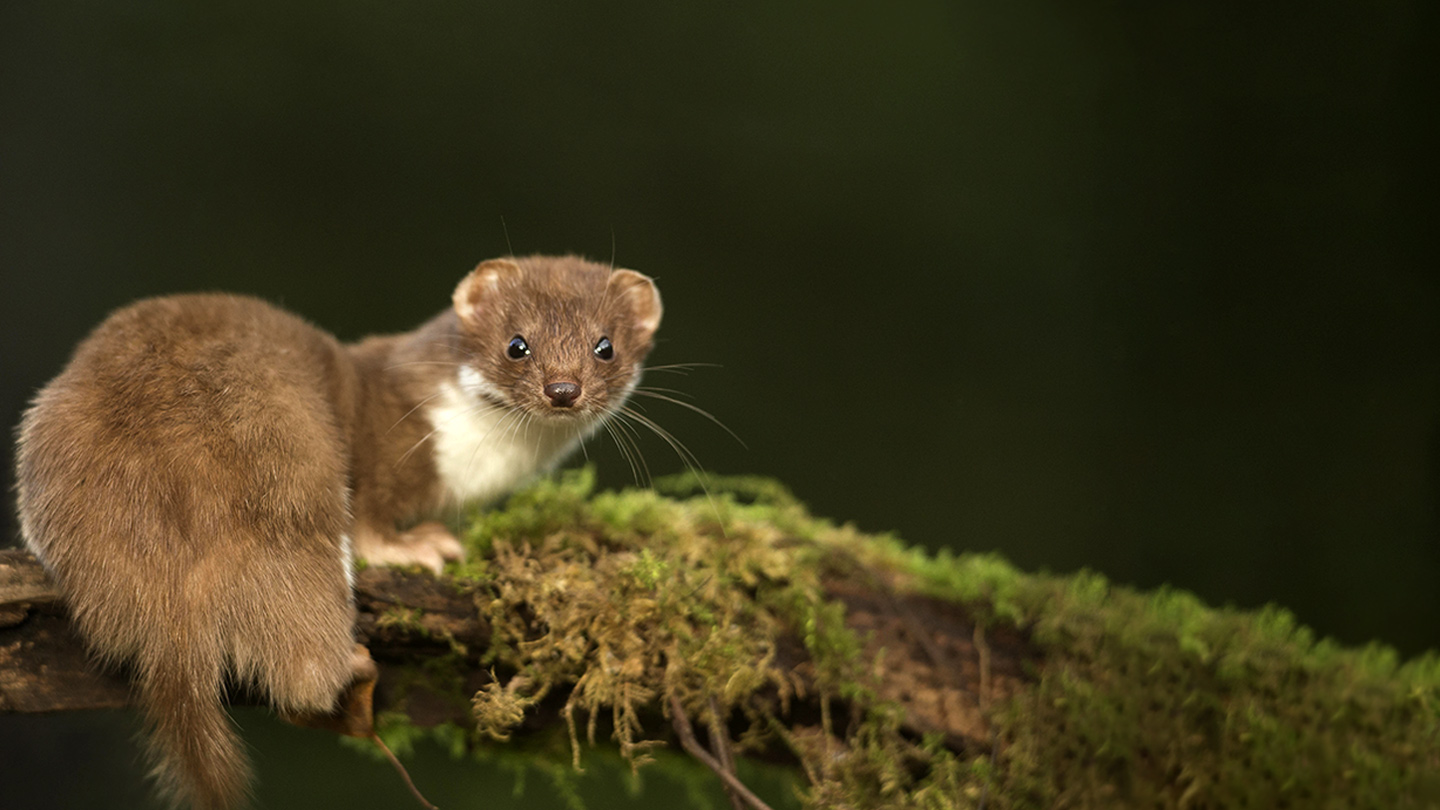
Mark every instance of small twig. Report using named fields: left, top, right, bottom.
left=763, top=714, right=821, bottom=786
left=707, top=695, right=745, bottom=810
left=669, top=696, right=775, bottom=810
left=563, top=693, right=586, bottom=771
left=369, top=732, right=439, bottom=810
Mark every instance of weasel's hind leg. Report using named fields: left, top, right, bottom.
left=281, top=644, right=380, bottom=738
left=221, top=541, right=359, bottom=716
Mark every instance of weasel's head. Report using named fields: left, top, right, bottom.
left=451, top=255, right=662, bottom=425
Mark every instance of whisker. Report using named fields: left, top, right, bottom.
left=383, top=360, right=467, bottom=372
left=385, top=390, right=453, bottom=435
left=611, top=421, right=643, bottom=486
left=593, top=265, right=620, bottom=324
left=642, top=362, right=722, bottom=373
left=629, top=390, right=747, bottom=449
left=620, top=420, right=652, bottom=487
left=396, top=404, right=478, bottom=468
left=461, top=405, right=523, bottom=483
left=528, top=412, right=545, bottom=470
left=616, top=407, right=724, bottom=534
left=618, top=407, right=705, bottom=475
left=574, top=421, right=591, bottom=463
left=603, top=419, right=644, bottom=486
left=421, top=337, right=474, bottom=355
left=635, top=385, right=697, bottom=399
left=497, top=404, right=531, bottom=455
left=609, top=415, right=653, bottom=487
left=395, top=391, right=509, bottom=469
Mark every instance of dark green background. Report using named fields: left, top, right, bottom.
left=1, top=2, right=1434, bottom=808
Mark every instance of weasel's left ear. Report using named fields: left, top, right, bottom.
left=454, top=258, right=523, bottom=329
left=608, top=269, right=663, bottom=342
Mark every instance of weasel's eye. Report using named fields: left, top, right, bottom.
left=506, top=336, right=531, bottom=360
left=593, top=336, right=614, bottom=361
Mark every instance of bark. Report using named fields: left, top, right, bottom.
left=6, top=533, right=1435, bottom=809
left=0, top=548, right=1017, bottom=752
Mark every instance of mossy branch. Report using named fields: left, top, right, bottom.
left=3, top=470, right=1439, bottom=809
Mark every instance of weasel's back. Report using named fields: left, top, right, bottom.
left=15, top=293, right=362, bottom=809
left=18, top=293, right=354, bottom=584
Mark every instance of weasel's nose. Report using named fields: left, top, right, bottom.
left=543, top=381, right=581, bottom=408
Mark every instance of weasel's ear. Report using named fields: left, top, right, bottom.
left=608, top=269, right=662, bottom=342
left=453, top=259, right=523, bottom=328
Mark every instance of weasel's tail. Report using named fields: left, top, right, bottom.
left=136, top=636, right=251, bottom=810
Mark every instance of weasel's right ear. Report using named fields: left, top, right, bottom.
left=453, top=259, right=523, bottom=329
left=607, top=269, right=663, bottom=343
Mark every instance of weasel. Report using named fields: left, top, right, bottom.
left=14, top=255, right=662, bottom=809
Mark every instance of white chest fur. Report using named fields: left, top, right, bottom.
left=426, top=375, right=583, bottom=507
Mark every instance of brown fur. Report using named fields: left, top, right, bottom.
left=449, top=256, right=661, bottom=420
left=14, top=255, right=661, bottom=809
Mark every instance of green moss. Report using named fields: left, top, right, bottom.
left=376, top=469, right=1439, bottom=809
left=852, top=523, right=1440, bottom=808
left=376, top=606, right=425, bottom=632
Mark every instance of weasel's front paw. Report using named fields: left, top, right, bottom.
left=356, top=522, right=465, bottom=574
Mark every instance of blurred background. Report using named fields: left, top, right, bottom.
left=1, top=2, right=1434, bottom=807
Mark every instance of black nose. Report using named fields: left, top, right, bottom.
left=543, top=381, right=581, bottom=408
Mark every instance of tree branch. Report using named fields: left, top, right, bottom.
left=4, top=466, right=1437, bottom=810
left=0, top=548, right=1013, bottom=748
